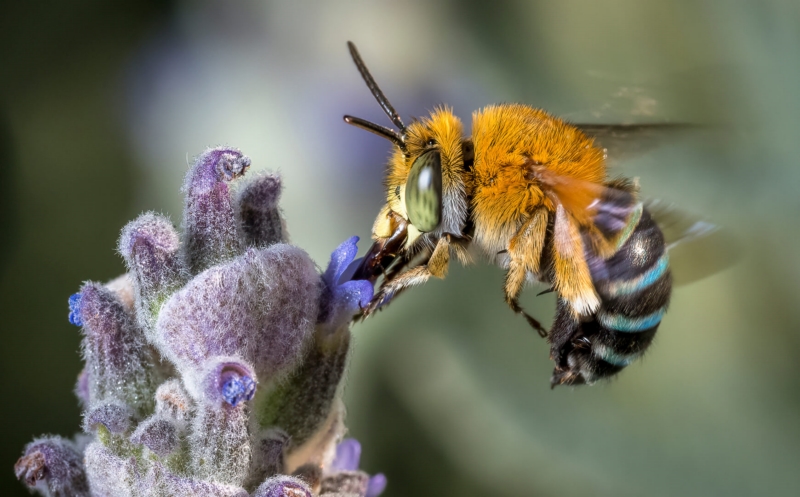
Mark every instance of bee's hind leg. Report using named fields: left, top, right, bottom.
left=503, top=209, right=549, bottom=337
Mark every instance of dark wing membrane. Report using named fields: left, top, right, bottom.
left=531, top=163, right=638, bottom=258
left=576, top=123, right=696, bottom=166
left=645, top=199, right=739, bottom=285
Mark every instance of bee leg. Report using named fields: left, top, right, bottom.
left=366, top=236, right=450, bottom=314
left=503, top=209, right=548, bottom=337
left=552, top=204, right=600, bottom=317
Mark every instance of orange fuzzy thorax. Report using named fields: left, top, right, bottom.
left=469, top=104, right=606, bottom=255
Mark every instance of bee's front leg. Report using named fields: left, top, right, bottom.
left=364, top=236, right=451, bottom=315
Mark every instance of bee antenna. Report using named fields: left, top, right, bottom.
left=347, top=41, right=407, bottom=134
left=343, top=115, right=408, bottom=153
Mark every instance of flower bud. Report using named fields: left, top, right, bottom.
left=75, top=368, right=91, bottom=408
left=182, top=147, right=250, bottom=274
left=238, top=173, right=286, bottom=248
left=245, top=429, right=290, bottom=490
left=119, top=212, right=185, bottom=338
left=320, top=471, right=369, bottom=496
left=189, top=358, right=256, bottom=486
left=154, top=379, right=193, bottom=424
left=83, top=403, right=133, bottom=436
left=15, top=436, right=89, bottom=497
left=77, top=282, right=158, bottom=416
left=252, top=475, right=313, bottom=497
left=325, top=439, right=386, bottom=497
left=130, top=416, right=179, bottom=458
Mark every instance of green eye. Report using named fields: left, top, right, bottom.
left=405, top=150, right=442, bottom=232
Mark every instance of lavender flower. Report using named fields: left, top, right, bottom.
left=323, top=439, right=386, bottom=497
left=16, top=147, right=385, bottom=497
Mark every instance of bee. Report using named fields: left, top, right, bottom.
left=344, top=41, right=699, bottom=387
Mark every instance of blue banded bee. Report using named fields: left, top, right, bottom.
left=344, top=41, right=714, bottom=387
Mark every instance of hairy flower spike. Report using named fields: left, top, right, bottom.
left=119, top=212, right=185, bottom=338
left=15, top=437, right=90, bottom=497
left=238, top=173, right=287, bottom=248
left=18, top=147, right=385, bottom=497
left=183, top=147, right=250, bottom=274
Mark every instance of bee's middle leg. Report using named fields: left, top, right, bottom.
left=503, top=209, right=548, bottom=337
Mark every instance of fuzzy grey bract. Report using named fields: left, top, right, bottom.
left=15, top=147, right=384, bottom=497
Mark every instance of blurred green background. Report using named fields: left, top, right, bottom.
left=2, top=1, right=799, bottom=496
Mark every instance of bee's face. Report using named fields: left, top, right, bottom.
left=383, top=108, right=467, bottom=242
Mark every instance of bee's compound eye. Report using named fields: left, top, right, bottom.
left=405, top=150, right=442, bottom=232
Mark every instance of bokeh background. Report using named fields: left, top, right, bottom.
left=2, top=1, right=799, bottom=496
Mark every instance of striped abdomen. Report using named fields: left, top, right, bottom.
left=549, top=207, right=672, bottom=387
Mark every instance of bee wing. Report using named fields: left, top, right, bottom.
left=575, top=123, right=696, bottom=167
left=534, top=167, right=737, bottom=286
left=644, top=199, right=739, bottom=285
left=533, top=165, right=639, bottom=258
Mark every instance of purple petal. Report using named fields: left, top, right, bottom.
left=68, top=292, right=83, bottom=326
left=331, top=438, right=361, bottom=472
left=323, top=236, right=360, bottom=288
left=337, top=279, right=374, bottom=313
left=199, top=358, right=257, bottom=407
left=221, top=372, right=256, bottom=407
left=366, top=473, right=387, bottom=497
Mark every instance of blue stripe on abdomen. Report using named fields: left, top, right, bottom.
left=605, top=254, right=669, bottom=297
left=598, top=307, right=666, bottom=332
left=593, top=344, right=642, bottom=366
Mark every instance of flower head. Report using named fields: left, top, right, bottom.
left=17, top=148, right=385, bottom=497
left=324, top=438, right=386, bottom=497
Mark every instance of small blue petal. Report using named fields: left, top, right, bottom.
left=324, top=236, right=360, bottom=288
left=331, top=438, right=361, bottom=471
left=221, top=375, right=256, bottom=406
left=366, top=473, right=387, bottom=497
left=337, top=280, right=374, bottom=312
left=68, top=293, right=83, bottom=326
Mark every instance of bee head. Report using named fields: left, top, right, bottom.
left=344, top=42, right=469, bottom=239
